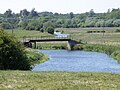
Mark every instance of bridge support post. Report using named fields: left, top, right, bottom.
left=67, top=41, right=72, bottom=50
left=67, top=40, right=79, bottom=50
left=34, top=42, right=37, bottom=49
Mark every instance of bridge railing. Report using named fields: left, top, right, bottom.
left=22, top=36, right=72, bottom=42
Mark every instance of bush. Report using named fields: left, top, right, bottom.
left=73, top=44, right=84, bottom=50
left=87, top=31, right=93, bottom=33
left=26, top=49, right=47, bottom=65
left=0, top=30, right=31, bottom=70
left=115, top=29, right=120, bottom=32
left=46, top=26, right=54, bottom=34
left=83, top=44, right=120, bottom=63
left=87, top=30, right=105, bottom=33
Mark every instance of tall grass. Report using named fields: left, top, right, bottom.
left=36, top=42, right=67, bottom=50
left=26, top=48, right=48, bottom=66
left=73, top=44, right=120, bottom=63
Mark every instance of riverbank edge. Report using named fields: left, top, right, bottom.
left=25, top=48, right=48, bottom=67
left=73, top=44, right=120, bottom=63
left=32, top=42, right=120, bottom=64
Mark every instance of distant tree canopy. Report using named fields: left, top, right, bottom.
left=1, top=8, right=120, bottom=31
left=0, top=30, right=31, bottom=70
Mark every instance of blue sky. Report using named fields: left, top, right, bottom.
left=0, top=0, right=120, bottom=14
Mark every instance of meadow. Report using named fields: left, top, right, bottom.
left=56, top=27, right=120, bottom=46
left=5, top=30, right=53, bottom=40
left=1, top=71, right=120, bottom=90
left=5, top=27, right=120, bottom=46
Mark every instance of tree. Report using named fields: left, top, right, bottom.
left=69, top=12, right=74, bottom=19
left=20, top=9, right=30, bottom=17
left=46, top=26, right=54, bottom=34
left=0, top=30, right=31, bottom=70
left=18, top=20, right=28, bottom=29
left=89, top=9, right=95, bottom=17
left=4, top=9, right=13, bottom=18
left=26, top=20, right=43, bottom=30
left=109, top=8, right=120, bottom=19
left=43, top=21, right=54, bottom=31
left=113, top=19, right=120, bottom=27
left=29, top=8, right=38, bottom=17
left=0, top=22, right=13, bottom=29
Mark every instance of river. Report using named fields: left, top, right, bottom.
left=32, top=50, right=120, bottom=74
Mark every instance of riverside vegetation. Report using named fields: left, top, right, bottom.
left=0, top=30, right=48, bottom=70
left=57, top=27, right=120, bottom=64
left=73, top=44, right=120, bottom=63
left=1, top=28, right=120, bottom=89
left=1, top=8, right=120, bottom=89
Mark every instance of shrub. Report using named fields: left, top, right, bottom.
left=115, top=29, right=120, bottom=32
left=46, top=26, right=54, bottom=34
left=0, top=30, right=31, bottom=70
left=87, top=31, right=92, bottom=33
left=73, top=44, right=84, bottom=50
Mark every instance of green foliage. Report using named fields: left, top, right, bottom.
left=26, top=20, right=42, bottom=30
left=83, top=44, right=120, bottom=63
left=0, top=30, right=31, bottom=70
left=46, top=26, right=54, bottom=34
left=1, top=8, right=120, bottom=30
left=115, top=29, right=120, bottom=32
left=0, top=8, right=120, bottom=29
left=26, top=49, right=48, bottom=65
left=69, top=12, right=74, bottom=19
left=73, top=44, right=84, bottom=50
left=0, top=22, right=13, bottom=29
left=87, top=30, right=105, bottom=33
left=37, top=43, right=67, bottom=50
left=18, top=20, right=28, bottom=29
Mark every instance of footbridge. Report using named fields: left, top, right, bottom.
left=22, top=37, right=79, bottom=50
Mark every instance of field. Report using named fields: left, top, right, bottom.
left=36, top=42, right=67, bottom=49
left=5, top=30, right=53, bottom=40
left=56, top=27, right=120, bottom=46
left=1, top=71, right=120, bottom=90
left=5, top=28, right=120, bottom=46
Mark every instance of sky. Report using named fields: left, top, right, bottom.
left=0, top=0, right=120, bottom=14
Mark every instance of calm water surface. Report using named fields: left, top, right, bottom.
left=32, top=50, right=120, bottom=74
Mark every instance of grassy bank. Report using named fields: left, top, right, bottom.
left=73, top=44, right=120, bottom=63
left=0, top=71, right=120, bottom=90
left=26, top=48, right=48, bottom=67
left=36, top=42, right=67, bottom=50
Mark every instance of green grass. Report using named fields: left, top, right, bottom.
left=56, top=27, right=120, bottom=46
left=36, top=42, right=67, bottom=50
left=0, top=71, right=120, bottom=90
left=26, top=48, right=48, bottom=65
left=5, top=30, right=53, bottom=40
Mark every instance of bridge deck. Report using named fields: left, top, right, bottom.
left=22, top=37, right=71, bottom=42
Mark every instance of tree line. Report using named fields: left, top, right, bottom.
left=0, top=8, right=120, bottom=32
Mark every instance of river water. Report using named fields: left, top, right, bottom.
left=32, top=50, right=120, bottom=74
